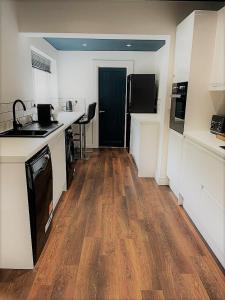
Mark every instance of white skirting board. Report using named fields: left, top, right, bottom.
left=154, top=175, right=169, bottom=186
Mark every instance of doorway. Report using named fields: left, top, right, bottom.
left=98, top=67, right=127, bottom=147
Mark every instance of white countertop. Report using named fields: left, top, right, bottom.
left=184, top=131, right=225, bottom=159
left=131, top=113, right=160, bottom=123
left=0, top=112, right=84, bottom=163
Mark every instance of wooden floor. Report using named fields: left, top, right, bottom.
left=0, top=149, right=225, bottom=300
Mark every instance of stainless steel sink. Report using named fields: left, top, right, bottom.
left=0, top=129, right=48, bottom=137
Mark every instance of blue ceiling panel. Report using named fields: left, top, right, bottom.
left=44, top=38, right=165, bottom=51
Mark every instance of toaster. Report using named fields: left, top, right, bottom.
left=210, top=115, right=225, bottom=134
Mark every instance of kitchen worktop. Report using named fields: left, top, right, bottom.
left=184, top=131, right=225, bottom=159
left=0, top=112, right=84, bottom=163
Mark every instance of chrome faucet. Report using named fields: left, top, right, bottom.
left=13, top=99, right=26, bottom=130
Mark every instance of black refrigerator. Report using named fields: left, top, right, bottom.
left=126, top=74, right=157, bottom=149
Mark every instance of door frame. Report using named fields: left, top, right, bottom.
left=93, top=60, right=134, bottom=148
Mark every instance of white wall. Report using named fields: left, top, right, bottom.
left=0, top=0, right=58, bottom=102
left=0, top=0, right=59, bottom=131
left=58, top=51, right=157, bottom=100
left=15, top=1, right=223, bottom=34
left=58, top=51, right=159, bottom=147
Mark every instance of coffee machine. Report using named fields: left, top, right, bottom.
left=37, top=104, right=54, bottom=124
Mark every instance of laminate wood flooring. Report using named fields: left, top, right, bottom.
left=0, top=149, right=224, bottom=300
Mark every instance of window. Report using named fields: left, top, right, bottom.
left=32, top=50, right=58, bottom=105
left=31, top=50, right=51, bottom=73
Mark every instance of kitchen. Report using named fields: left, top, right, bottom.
left=0, top=0, right=225, bottom=299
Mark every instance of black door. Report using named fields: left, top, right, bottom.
left=99, top=67, right=126, bottom=147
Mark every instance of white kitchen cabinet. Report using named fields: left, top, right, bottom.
left=210, top=7, right=225, bottom=91
left=0, top=112, right=83, bottom=269
left=172, top=11, right=217, bottom=132
left=181, top=137, right=225, bottom=268
left=48, top=130, right=67, bottom=209
left=130, top=114, right=159, bottom=177
left=0, top=132, right=67, bottom=269
left=167, top=129, right=184, bottom=200
left=168, top=11, right=218, bottom=199
left=0, top=162, right=34, bottom=269
left=173, top=13, right=195, bottom=83
left=174, top=11, right=217, bottom=86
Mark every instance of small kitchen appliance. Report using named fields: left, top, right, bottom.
left=37, top=104, right=54, bottom=124
left=210, top=115, right=225, bottom=135
left=66, top=100, right=73, bottom=112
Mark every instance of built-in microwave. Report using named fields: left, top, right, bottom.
left=169, top=82, right=188, bottom=134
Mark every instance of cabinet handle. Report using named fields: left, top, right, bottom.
left=170, top=94, right=181, bottom=98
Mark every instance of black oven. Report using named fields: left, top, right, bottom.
left=170, top=82, right=188, bottom=134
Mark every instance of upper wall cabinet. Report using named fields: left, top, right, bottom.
left=173, top=11, right=217, bottom=132
left=173, top=11, right=217, bottom=85
left=210, top=7, right=225, bottom=91
left=173, top=13, right=195, bottom=83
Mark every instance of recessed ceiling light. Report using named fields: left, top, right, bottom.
left=82, top=43, right=87, bottom=47
left=126, top=44, right=132, bottom=47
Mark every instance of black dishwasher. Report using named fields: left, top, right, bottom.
left=26, top=145, right=53, bottom=264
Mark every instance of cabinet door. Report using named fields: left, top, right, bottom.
left=174, top=13, right=194, bottom=82
left=49, top=132, right=67, bottom=209
left=210, top=7, right=225, bottom=90
left=182, top=138, right=225, bottom=268
left=167, top=129, right=184, bottom=198
left=181, top=138, right=202, bottom=210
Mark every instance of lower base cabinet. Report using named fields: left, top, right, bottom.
left=129, top=115, right=159, bottom=177
left=181, top=137, right=225, bottom=268
left=167, top=129, right=184, bottom=199
left=0, top=131, right=67, bottom=269
left=49, top=131, right=67, bottom=209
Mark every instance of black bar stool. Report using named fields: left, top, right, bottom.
left=74, top=102, right=96, bottom=159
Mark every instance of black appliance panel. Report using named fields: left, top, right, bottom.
left=65, top=127, right=75, bottom=188
left=127, top=74, right=157, bottom=113
left=26, top=146, right=53, bottom=264
left=170, top=82, right=188, bottom=134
